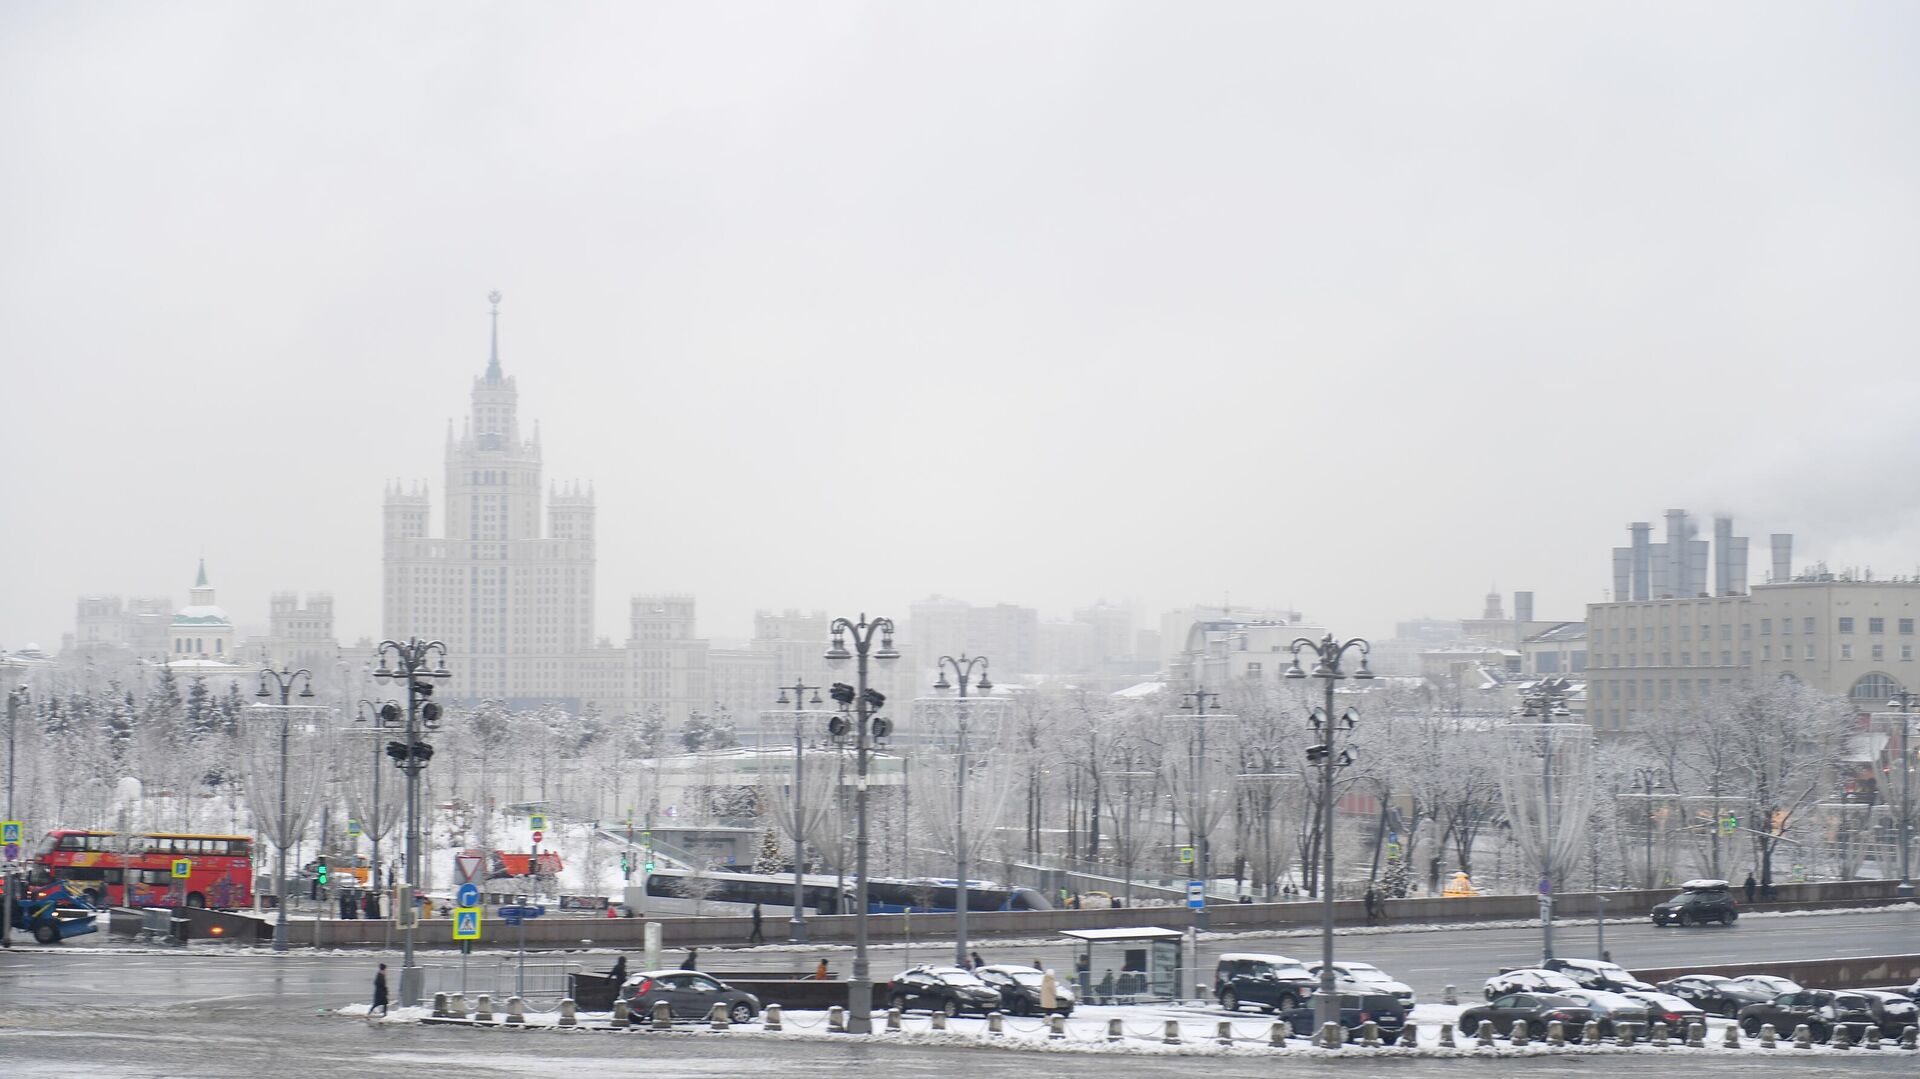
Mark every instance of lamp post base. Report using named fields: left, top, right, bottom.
left=788, top=917, right=806, bottom=943
left=399, top=964, right=426, bottom=1008
left=1896, top=880, right=1915, bottom=898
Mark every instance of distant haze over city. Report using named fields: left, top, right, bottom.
left=4, top=3, right=1918, bottom=649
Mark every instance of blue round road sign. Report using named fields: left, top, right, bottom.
left=456, top=882, right=480, bottom=907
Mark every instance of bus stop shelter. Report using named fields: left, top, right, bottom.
left=1059, top=926, right=1184, bottom=1003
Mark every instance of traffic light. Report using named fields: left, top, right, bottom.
left=316, top=857, right=329, bottom=887
left=620, top=853, right=630, bottom=875
left=829, top=682, right=855, bottom=705
left=863, top=687, right=886, bottom=710
left=412, top=680, right=435, bottom=697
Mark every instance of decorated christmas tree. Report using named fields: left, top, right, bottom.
left=751, top=828, right=785, bottom=874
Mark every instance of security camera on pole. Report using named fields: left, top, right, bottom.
left=822, top=613, right=899, bottom=1035
left=372, top=636, right=451, bottom=1008
left=1284, top=632, right=1374, bottom=1035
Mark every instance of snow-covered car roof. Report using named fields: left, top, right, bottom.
left=1679, top=878, right=1729, bottom=890
left=1218, top=952, right=1304, bottom=964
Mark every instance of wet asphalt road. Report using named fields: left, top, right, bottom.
left=3, top=907, right=1916, bottom=1077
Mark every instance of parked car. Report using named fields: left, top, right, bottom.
left=1857, top=990, right=1919, bottom=1036
left=887, top=965, right=1002, bottom=1017
left=976, top=965, right=1076, bottom=1016
left=1544, top=957, right=1654, bottom=992
left=1215, top=952, right=1318, bottom=1012
left=1650, top=879, right=1739, bottom=926
left=1621, top=990, right=1709, bottom=1030
left=1457, top=992, right=1595, bottom=1041
left=621, top=970, right=760, bottom=1023
left=1484, top=968, right=1581, bottom=1000
left=1655, top=974, right=1776, bottom=1017
left=1560, top=988, right=1653, bottom=1036
left=1276, top=992, right=1408, bottom=1041
left=1310, top=961, right=1415, bottom=1006
left=1724, top=974, right=1801, bottom=998
left=1735, top=989, right=1878, bottom=1042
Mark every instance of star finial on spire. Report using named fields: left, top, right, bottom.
left=486, top=290, right=503, bottom=381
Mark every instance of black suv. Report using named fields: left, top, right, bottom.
left=1276, top=992, right=1407, bottom=1041
left=1650, top=879, right=1739, bottom=926
left=1215, top=953, right=1318, bottom=1013
left=886, top=965, right=1002, bottom=1017
left=1736, top=989, right=1877, bottom=1042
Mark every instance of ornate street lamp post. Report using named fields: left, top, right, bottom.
left=357, top=699, right=403, bottom=893
left=932, top=653, right=991, bottom=965
left=823, top=614, right=899, bottom=1035
left=256, top=666, right=315, bottom=953
left=372, top=637, right=450, bottom=1007
left=1285, top=632, right=1373, bottom=1034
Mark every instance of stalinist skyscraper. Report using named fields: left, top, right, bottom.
left=382, top=292, right=596, bottom=705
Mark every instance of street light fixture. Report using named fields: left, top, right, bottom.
left=357, top=699, right=404, bottom=893
left=1513, top=677, right=1577, bottom=966
left=823, top=613, right=899, bottom=1035
left=6, top=683, right=28, bottom=822
left=1886, top=693, right=1917, bottom=899
left=1628, top=766, right=1662, bottom=890
left=256, top=666, right=315, bottom=953
left=372, top=636, right=450, bottom=1008
left=775, top=679, right=823, bottom=942
left=1285, top=632, right=1373, bottom=1034
left=933, top=653, right=991, bottom=967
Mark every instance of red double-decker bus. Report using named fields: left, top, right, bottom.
left=33, top=829, right=254, bottom=910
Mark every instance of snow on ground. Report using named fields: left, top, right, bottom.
left=335, top=999, right=1915, bottom=1058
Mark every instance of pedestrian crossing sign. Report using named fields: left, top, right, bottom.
left=171, top=858, right=191, bottom=879
left=453, top=906, right=481, bottom=940
left=0, top=821, right=21, bottom=845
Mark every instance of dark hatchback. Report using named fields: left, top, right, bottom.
left=622, top=970, right=761, bottom=1023
left=1276, top=992, right=1408, bottom=1040
left=1736, top=989, right=1877, bottom=1042
left=1656, top=974, right=1776, bottom=1016
left=1458, top=992, right=1596, bottom=1041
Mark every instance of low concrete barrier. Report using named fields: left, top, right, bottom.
left=282, top=878, right=1913, bottom=949
left=1630, top=953, right=1920, bottom=991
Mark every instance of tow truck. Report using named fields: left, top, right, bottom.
left=4, top=875, right=101, bottom=944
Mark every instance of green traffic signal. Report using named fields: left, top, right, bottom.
left=316, top=858, right=329, bottom=886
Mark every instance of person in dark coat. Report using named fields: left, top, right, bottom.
left=680, top=947, right=699, bottom=970
left=607, top=955, right=628, bottom=985
left=749, top=902, right=764, bottom=944
left=1743, top=872, right=1757, bottom=904
left=371, top=963, right=389, bottom=1016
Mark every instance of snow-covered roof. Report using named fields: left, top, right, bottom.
left=1112, top=681, right=1165, bottom=699
left=171, top=604, right=231, bottom=626
left=1059, top=926, right=1184, bottom=942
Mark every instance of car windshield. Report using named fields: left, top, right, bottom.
left=938, top=971, right=987, bottom=987
left=1004, top=972, right=1044, bottom=987
left=1589, top=963, right=1635, bottom=981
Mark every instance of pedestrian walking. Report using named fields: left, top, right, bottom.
left=371, top=963, right=389, bottom=1017
left=748, top=901, right=764, bottom=944
left=1743, top=872, right=1757, bottom=904
left=970, top=950, right=984, bottom=972
left=1363, top=884, right=1381, bottom=923
left=607, top=955, right=628, bottom=985
left=681, top=947, right=699, bottom=970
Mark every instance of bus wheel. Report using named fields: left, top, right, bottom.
left=185, top=893, right=207, bottom=909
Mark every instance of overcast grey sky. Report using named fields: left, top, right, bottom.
left=3, top=2, right=1918, bottom=651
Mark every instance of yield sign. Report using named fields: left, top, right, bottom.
left=455, top=853, right=485, bottom=884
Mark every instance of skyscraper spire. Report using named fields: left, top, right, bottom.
left=486, top=289, right=503, bottom=381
